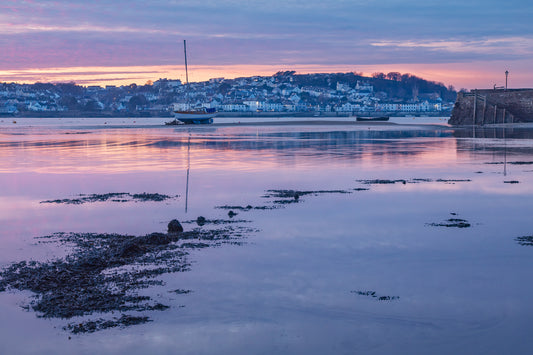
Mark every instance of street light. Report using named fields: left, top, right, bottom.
left=505, top=70, right=509, bottom=90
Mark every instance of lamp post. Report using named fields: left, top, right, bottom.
left=505, top=70, right=509, bottom=90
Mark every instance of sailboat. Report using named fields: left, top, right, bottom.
left=166, top=40, right=217, bottom=125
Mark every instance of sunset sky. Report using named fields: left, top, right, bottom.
left=1, top=0, right=532, bottom=89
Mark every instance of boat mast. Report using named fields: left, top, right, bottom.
left=183, top=40, right=189, bottom=85
left=183, top=40, right=190, bottom=110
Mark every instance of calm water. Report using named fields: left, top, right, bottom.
left=1, top=117, right=533, bottom=354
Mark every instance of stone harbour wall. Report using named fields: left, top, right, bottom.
left=449, top=89, right=533, bottom=125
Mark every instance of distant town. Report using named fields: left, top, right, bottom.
left=0, top=71, right=457, bottom=117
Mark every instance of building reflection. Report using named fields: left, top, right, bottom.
left=0, top=126, right=461, bottom=174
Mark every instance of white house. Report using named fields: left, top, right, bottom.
left=336, top=103, right=362, bottom=112
left=355, top=81, right=373, bottom=92
left=243, top=100, right=264, bottom=111
left=221, top=103, right=248, bottom=112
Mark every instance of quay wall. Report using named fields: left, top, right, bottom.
left=449, top=89, right=533, bottom=125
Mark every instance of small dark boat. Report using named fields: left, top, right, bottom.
left=356, top=116, right=390, bottom=122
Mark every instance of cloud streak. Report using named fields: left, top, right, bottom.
left=371, top=37, right=533, bottom=56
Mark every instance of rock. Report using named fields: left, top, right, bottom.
left=196, top=216, right=206, bottom=226
left=117, top=241, right=146, bottom=258
left=142, top=233, right=172, bottom=244
left=167, top=219, right=183, bottom=233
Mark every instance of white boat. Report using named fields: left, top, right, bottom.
left=166, top=108, right=216, bottom=125
left=166, top=40, right=216, bottom=125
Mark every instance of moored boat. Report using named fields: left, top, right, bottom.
left=356, top=116, right=389, bottom=122
left=167, top=40, right=216, bottom=125
left=166, top=108, right=216, bottom=125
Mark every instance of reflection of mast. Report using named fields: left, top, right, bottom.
left=185, top=133, right=191, bottom=212
left=503, top=127, right=507, bottom=177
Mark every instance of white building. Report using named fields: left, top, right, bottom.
left=154, top=79, right=182, bottom=88
left=243, top=100, right=264, bottom=111
left=264, top=102, right=284, bottom=111
left=355, top=81, right=373, bottom=92
left=336, top=82, right=351, bottom=92
left=375, top=101, right=443, bottom=112
left=221, top=103, right=248, bottom=112
left=336, top=103, right=362, bottom=112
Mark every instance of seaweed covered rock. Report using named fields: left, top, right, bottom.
left=167, top=219, right=184, bottom=233
left=196, top=216, right=207, bottom=226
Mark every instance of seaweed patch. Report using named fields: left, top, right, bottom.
left=183, top=216, right=251, bottom=226
left=216, top=205, right=277, bottom=211
left=516, top=235, right=533, bottom=246
left=485, top=161, right=533, bottom=165
left=435, top=179, right=471, bottom=183
left=351, top=290, right=400, bottom=301
left=0, top=224, right=254, bottom=333
left=357, top=179, right=407, bottom=185
left=64, top=315, right=152, bottom=334
left=426, top=213, right=471, bottom=228
left=357, top=178, right=471, bottom=185
left=262, top=189, right=351, bottom=205
left=40, top=192, right=178, bottom=204
left=216, top=189, right=353, bottom=211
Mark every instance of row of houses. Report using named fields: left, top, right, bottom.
left=375, top=101, right=443, bottom=112
left=1, top=73, right=451, bottom=115
left=1, top=96, right=444, bottom=115
left=175, top=99, right=443, bottom=113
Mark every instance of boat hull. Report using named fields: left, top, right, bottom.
left=356, top=116, right=389, bottom=122
left=169, top=111, right=217, bottom=124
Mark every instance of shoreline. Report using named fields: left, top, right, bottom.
left=1, top=120, right=452, bottom=131
left=209, top=119, right=451, bottom=130
left=6, top=115, right=533, bottom=131
left=4, top=111, right=452, bottom=119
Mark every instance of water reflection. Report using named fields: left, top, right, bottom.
left=0, top=127, right=459, bottom=175
left=453, top=127, right=533, bottom=174
left=453, top=126, right=533, bottom=140
left=1, top=122, right=533, bottom=354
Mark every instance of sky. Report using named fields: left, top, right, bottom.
left=0, top=0, right=532, bottom=89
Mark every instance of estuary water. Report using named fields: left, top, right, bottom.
left=1, top=117, right=533, bottom=354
